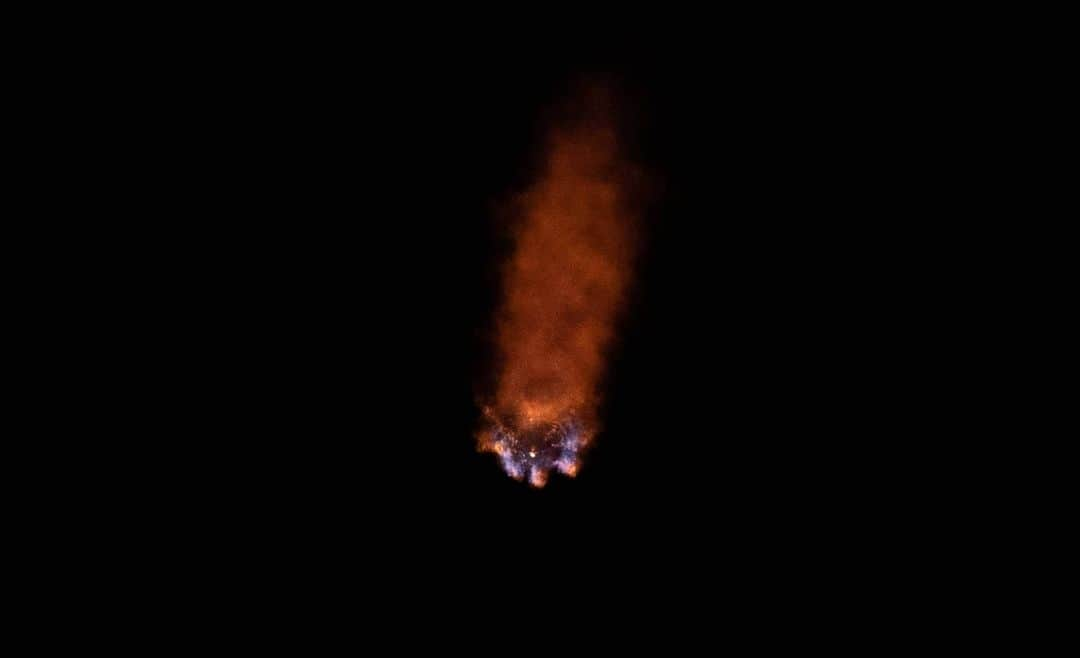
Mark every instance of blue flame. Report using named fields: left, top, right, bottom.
left=488, top=416, right=585, bottom=487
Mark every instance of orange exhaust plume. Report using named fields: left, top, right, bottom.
left=478, top=84, right=640, bottom=487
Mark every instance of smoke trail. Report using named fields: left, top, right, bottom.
left=478, top=84, right=640, bottom=487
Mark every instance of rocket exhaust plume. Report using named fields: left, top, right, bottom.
left=478, top=84, right=641, bottom=487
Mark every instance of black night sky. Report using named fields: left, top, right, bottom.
left=169, top=41, right=940, bottom=585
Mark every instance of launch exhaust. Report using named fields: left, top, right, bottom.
left=477, top=83, right=641, bottom=487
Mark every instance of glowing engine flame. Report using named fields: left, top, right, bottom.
left=478, top=84, right=639, bottom=487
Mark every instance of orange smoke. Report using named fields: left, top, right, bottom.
left=478, top=85, right=640, bottom=486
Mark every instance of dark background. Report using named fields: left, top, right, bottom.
left=155, top=41, right=950, bottom=584
left=18, top=13, right=1019, bottom=637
